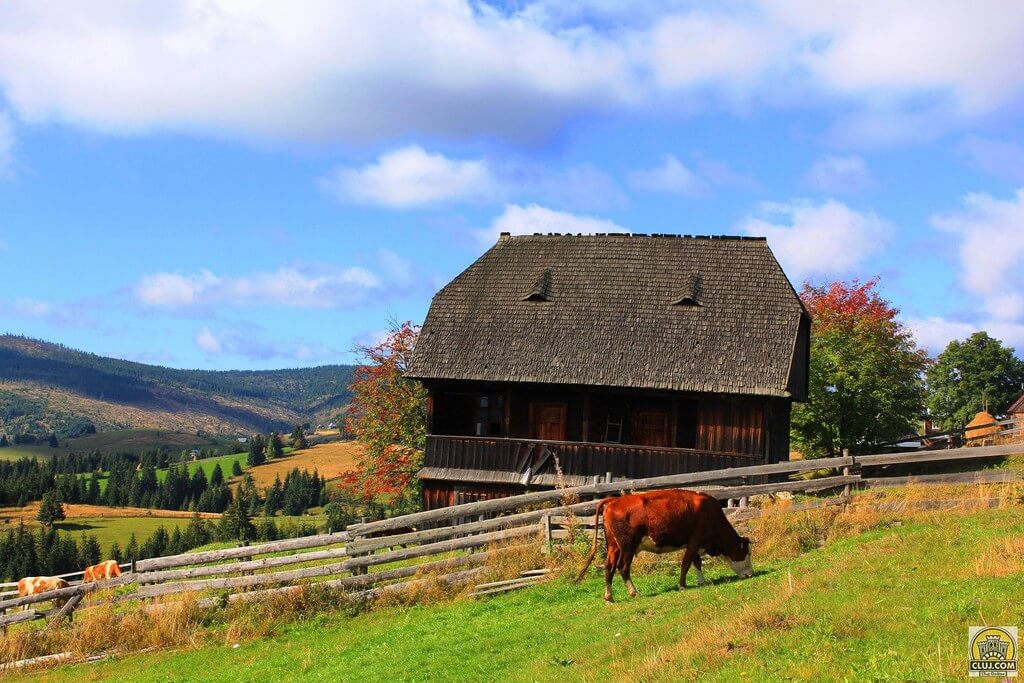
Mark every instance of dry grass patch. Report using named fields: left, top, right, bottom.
left=971, top=536, right=1024, bottom=578
left=240, top=441, right=362, bottom=488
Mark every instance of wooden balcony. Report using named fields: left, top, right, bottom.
left=421, top=434, right=762, bottom=486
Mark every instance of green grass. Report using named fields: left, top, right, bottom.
left=21, top=506, right=1024, bottom=682
left=155, top=452, right=248, bottom=483
left=50, top=516, right=194, bottom=552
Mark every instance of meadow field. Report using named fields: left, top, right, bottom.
left=0, top=429, right=231, bottom=462
left=0, top=503, right=219, bottom=550
left=241, top=440, right=360, bottom=488
left=6, top=484, right=1021, bottom=682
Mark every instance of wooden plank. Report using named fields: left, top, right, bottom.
left=471, top=579, right=544, bottom=597
left=862, top=469, right=1021, bottom=488
left=345, top=525, right=541, bottom=571
left=856, top=442, right=1023, bottom=467
left=0, top=609, right=42, bottom=628
left=128, top=561, right=354, bottom=601
left=135, top=531, right=349, bottom=572
left=186, top=546, right=528, bottom=610
left=473, top=576, right=545, bottom=591
left=136, top=547, right=350, bottom=584
left=350, top=455, right=854, bottom=536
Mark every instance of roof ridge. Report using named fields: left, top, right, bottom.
left=498, top=232, right=766, bottom=241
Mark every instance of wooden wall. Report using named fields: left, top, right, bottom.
left=696, top=396, right=765, bottom=456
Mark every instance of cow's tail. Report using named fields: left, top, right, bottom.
left=573, top=498, right=609, bottom=584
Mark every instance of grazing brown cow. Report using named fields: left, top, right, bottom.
left=575, top=489, right=753, bottom=602
left=83, top=559, right=121, bottom=583
left=16, top=576, right=70, bottom=610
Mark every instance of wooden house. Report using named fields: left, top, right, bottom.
left=406, top=233, right=811, bottom=509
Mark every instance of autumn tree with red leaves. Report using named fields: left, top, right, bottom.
left=792, top=278, right=926, bottom=457
left=343, top=321, right=427, bottom=500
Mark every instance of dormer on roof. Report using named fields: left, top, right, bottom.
left=671, top=274, right=703, bottom=307
left=522, top=268, right=553, bottom=302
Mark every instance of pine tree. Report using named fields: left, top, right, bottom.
left=231, top=460, right=243, bottom=477
left=291, top=425, right=307, bottom=450
left=109, top=541, right=123, bottom=564
left=37, top=490, right=66, bottom=528
left=220, top=495, right=255, bottom=541
left=48, top=433, right=59, bottom=448
left=125, top=533, right=139, bottom=563
left=269, top=432, right=284, bottom=459
left=210, top=463, right=225, bottom=487
left=247, top=435, right=266, bottom=467
left=79, top=534, right=102, bottom=567
left=0, top=434, right=8, bottom=447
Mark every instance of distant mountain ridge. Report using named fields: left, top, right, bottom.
left=0, top=335, right=356, bottom=437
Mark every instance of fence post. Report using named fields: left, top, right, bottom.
left=543, top=515, right=553, bottom=555
left=842, top=449, right=852, bottom=498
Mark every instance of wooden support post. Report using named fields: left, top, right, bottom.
left=543, top=515, right=553, bottom=555
left=842, top=465, right=851, bottom=497
left=605, top=471, right=612, bottom=484
left=45, top=591, right=83, bottom=630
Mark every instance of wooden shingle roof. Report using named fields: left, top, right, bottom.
left=407, top=233, right=808, bottom=399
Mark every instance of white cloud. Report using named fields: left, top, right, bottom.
left=136, top=265, right=380, bottom=309
left=194, top=324, right=336, bottom=362
left=320, top=145, right=623, bottom=209
left=0, top=110, right=14, bottom=179
left=479, top=203, right=627, bottom=244
left=905, top=315, right=1024, bottom=355
left=3, top=3, right=1024, bottom=144
left=959, top=136, right=1024, bottom=183
left=805, top=155, right=873, bottom=194
left=738, top=199, right=889, bottom=281
left=0, top=297, right=91, bottom=327
left=320, top=146, right=496, bottom=207
left=932, top=189, right=1024, bottom=321
left=195, top=326, right=223, bottom=354
left=628, top=155, right=710, bottom=197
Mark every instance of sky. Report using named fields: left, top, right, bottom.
left=1, top=1, right=1023, bottom=370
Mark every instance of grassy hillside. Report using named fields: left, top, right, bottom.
left=13, top=494, right=1023, bottom=682
left=0, top=335, right=355, bottom=437
left=0, top=429, right=230, bottom=462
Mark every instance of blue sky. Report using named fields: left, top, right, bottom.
left=1, top=1, right=1023, bottom=369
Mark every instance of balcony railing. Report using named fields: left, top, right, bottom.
left=422, top=434, right=761, bottom=484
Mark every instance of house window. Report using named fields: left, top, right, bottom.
left=475, top=394, right=504, bottom=436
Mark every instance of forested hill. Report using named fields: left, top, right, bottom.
left=0, top=335, right=355, bottom=437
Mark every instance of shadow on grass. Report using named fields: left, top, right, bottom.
left=55, top=522, right=98, bottom=532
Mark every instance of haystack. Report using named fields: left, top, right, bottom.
left=964, top=410, right=1000, bottom=442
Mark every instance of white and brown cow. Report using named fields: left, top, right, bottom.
left=83, top=559, right=121, bottom=583
left=575, top=489, right=753, bottom=602
left=16, top=576, right=70, bottom=610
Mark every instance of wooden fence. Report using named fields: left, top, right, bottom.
left=2, top=438, right=1021, bottom=632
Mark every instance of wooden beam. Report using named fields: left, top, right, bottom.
left=135, top=531, right=349, bottom=572
left=45, top=592, right=83, bottom=630
left=856, top=442, right=1023, bottom=467
left=137, top=547, right=350, bottom=584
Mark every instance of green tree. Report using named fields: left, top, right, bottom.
left=792, top=279, right=926, bottom=457
left=36, top=490, right=66, bottom=528
left=925, top=331, right=1024, bottom=430
left=269, top=432, right=284, bottom=459
left=323, top=502, right=351, bottom=533
left=210, top=463, right=225, bottom=487
left=48, top=433, right=59, bottom=448
left=220, top=494, right=255, bottom=542
left=247, top=435, right=266, bottom=468
left=79, top=534, right=102, bottom=567
left=0, top=434, right=8, bottom=447
left=291, top=425, right=308, bottom=450
left=231, top=460, right=243, bottom=477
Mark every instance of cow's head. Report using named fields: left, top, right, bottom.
left=726, top=536, right=753, bottom=578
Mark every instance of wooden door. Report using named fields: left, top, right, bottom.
left=634, top=410, right=670, bottom=447
left=530, top=402, right=567, bottom=442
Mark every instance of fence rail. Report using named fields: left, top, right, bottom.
left=2, top=438, right=1021, bottom=632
